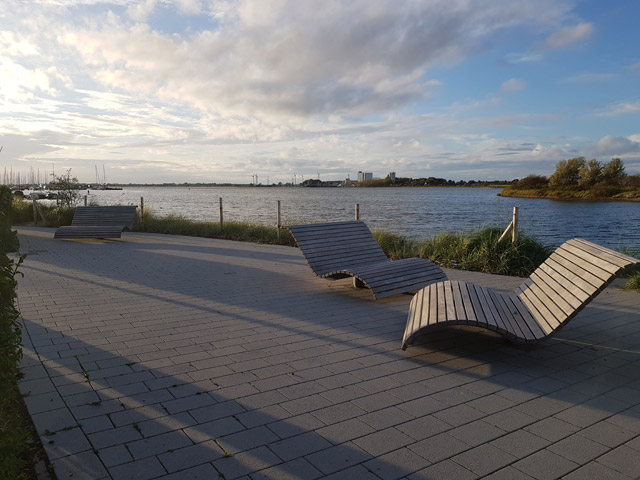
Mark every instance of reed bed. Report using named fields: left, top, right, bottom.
left=374, top=227, right=552, bottom=277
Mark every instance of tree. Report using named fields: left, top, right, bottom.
left=601, top=158, right=626, bottom=184
left=49, top=169, right=80, bottom=207
left=578, top=159, right=602, bottom=188
left=549, top=157, right=585, bottom=187
left=516, top=175, right=548, bottom=188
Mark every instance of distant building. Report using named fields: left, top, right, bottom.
left=357, top=171, right=373, bottom=182
left=389, top=172, right=396, bottom=182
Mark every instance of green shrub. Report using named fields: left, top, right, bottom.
left=0, top=186, right=31, bottom=479
left=375, top=227, right=552, bottom=278
left=11, top=197, right=76, bottom=227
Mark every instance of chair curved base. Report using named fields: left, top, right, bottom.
left=322, top=257, right=446, bottom=299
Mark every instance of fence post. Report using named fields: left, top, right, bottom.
left=84, top=195, right=88, bottom=206
left=140, top=197, right=144, bottom=230
left=32, top=195, right=38, bottom=225
left=277, top=200, right=281, bottom=240
left=512, top=206, right=519, bottom=242
left=355, top=203, right=360, bottom=220
left=219, top=197, right=223, bottom=227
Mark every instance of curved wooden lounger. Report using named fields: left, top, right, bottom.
left=287, top=221, right=446, bottom=299
left=402, top=238, right=640, bottom=349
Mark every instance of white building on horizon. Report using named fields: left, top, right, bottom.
left=357, top=171, right=373, bottom=182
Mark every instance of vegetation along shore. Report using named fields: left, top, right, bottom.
left=500, top=157, right=640, bottom=201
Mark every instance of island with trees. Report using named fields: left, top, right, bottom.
left=499, top=158, right=640, bottom=201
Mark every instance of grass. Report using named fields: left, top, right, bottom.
left=12, top=197, right=639, bottom=283
left=374, top=227, right=553, bottom=277
left=132, top=209, right=296, bottom=246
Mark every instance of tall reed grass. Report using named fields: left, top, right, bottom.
left=133, top=209, right=296, bottom=246
left=374, top=227, right=552, bottom=277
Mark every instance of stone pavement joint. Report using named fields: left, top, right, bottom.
left=15, top=227, right=640, bottom=479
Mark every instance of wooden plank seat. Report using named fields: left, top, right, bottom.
left=402, top=238, right=640, bottom=349
left=286, top=221, right=446, bottom=299
left=54, top=206, right=138, bottom=239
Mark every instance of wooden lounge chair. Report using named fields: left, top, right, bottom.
left=286, top=221, right=446, bottom=299
left=54, top=206, right=138, bottom=239
left=402, top=238, right=640, bottom=349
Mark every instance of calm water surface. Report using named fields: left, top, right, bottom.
left=81, top=186, right=639, bottom=250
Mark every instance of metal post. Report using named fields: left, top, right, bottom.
left=355, top=203, right=360, bottom=220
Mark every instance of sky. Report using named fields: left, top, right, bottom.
left=1, top=0, right=639, bottom=185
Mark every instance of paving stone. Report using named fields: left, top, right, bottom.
left=512, top=449, right=579, bottom=480
left=52, top=450, right=109, bottom=480
left=97, top=444, right=133, bottom=467
left=395, top=414, right=451, bottom=441
left=161, top=463, right=219, bottom=480
left=251, top=458, right=324, bottom=480
left=269, top=431, right=332, bottom=461
left=126, top=430, right=193, bottom=459
left=213, top=446, right=282, bottom=479
left=42, top=427, right=92, bottom=460
left=408, top=459, right=476, bottom=480
left=408, top=432, right=470, bottom=464
left=548, top=433, right=610, bottom=464
left=562, top=461, right=632, bottom=480
left=490, top=429, right=548, bottom=458
left=316, top=417, right=376, bottom=444
left=267, top=413, right=325, bottom=440
left=110, top=456, right=167, bottom=480
left=353, top=427, right=414, bottom=457
left=158, top=440, right=226, bottom=473
left=452, top=443, right=517, bottom=476
left=217, top=426, right=280, bottom=455
left=322, top=464, right=380, bottom=480
left=306, top=442, right=373, bottom=475
left=448, top=419, right=505, bottom=446
left=523, top=417, right=580, bottom=442
left=364, top=447, right=431, bottom=480
left=596, top=444, right=640, bottom=478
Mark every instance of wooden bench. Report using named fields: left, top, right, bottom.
left=286, top=221, right=446, bottom=299
left=54, top=206, right=138, bottom=239
left=402, top=238, right=640, bottom=348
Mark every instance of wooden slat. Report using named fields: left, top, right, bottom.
left=451, top=281, right=468, bottom=324
left=529, top=271, right=577, bottom=314
left=569, top=238, right=639, bottom=268
left=559, top=243, right=619, bottom=277
left=542, top=257, right=597, bottom=298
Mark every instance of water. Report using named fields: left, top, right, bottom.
left=59, top=186, right=640, bottom=250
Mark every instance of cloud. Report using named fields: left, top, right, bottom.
left=500, top=78, right=526, bottom=93
left=564, top=72, right=615, bottom=83
left=586, top=136, right=640, bottom=157
left=544, top=22, right=594, bottom=49
left=52, top=0, right=576, bottom=120
left=598, top=102, right=640, bottom=117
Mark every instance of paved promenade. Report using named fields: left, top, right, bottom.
left=15, top=227, right=640, bottom=479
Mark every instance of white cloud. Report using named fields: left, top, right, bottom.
left=565, top=72, right=615, bottom=83
left=586, top=136, right=640, bottom=157
left=598, top=102, right=640, bottom=117
left=544, top=22, right=594, bottom=49
left=500, top=78, right=526, bottom=93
